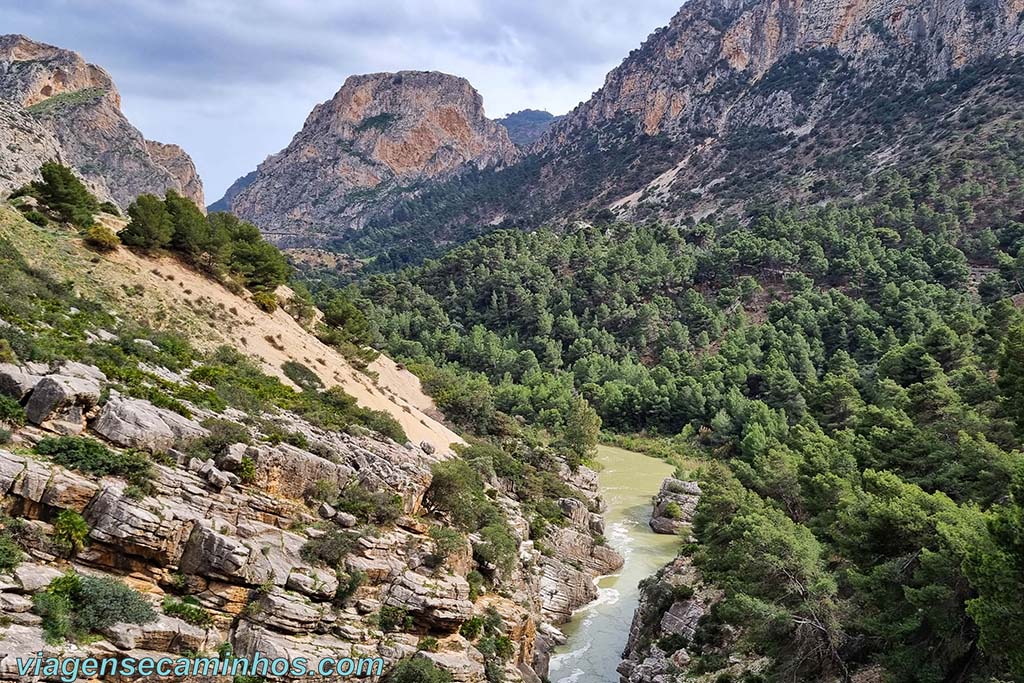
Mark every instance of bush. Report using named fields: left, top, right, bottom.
left=163, top=596, right=213, bottom=627
left=426, top=526, right=466, bottom=568
left=23, top=210, right=49, bottom=226
left=426, top=460, right=498, bottom=532
left=34, top=437, right=153, bottom=489
left=334, top=483, right=403, bottom=525
left=84, top=224, right=120, bottom=252
left=52, top=510, right=89, bottom=556
left=0, top=531, right=24, bottom=571
left=663, top=501, right=683, bottom=520
left=384, top=658, right=453, bottom=683
left=473, top=522, right=518, bottom=575
left=378, top=605, right=412, bottom=632
left=239, top=456, right=256, bottom=483
left=34, top=572, right=155, bottom=643
left=252, top=291, right=278, bottom=312
left=460, top=616, right=484, bottom=639
left=98, top=201, right=121, bottom=216
left=0, top=394, right=25, bottom=426
left=283, top=361, right=324, bottom=392
left=300, top=529, right=359, bottom=568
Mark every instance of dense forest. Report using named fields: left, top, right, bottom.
left=315, top=147, right=1024, bottom=681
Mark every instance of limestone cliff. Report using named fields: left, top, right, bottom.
left=222, top=71, right=519, bottom=246
left=0, top=34, right=204, bottom=209
left=308, top=0, right=1024, bottom=258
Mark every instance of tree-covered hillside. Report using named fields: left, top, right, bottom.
left=341, top=151, right=1024, bottom=679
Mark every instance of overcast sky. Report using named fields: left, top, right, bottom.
left=0, top=1, right=682, bottom=200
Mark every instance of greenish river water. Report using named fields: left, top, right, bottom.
left=548, top=445, right=681, bottom=683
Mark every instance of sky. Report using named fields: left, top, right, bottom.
left=0, top=0, right=682, bottom=201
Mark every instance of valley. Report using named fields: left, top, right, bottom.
left=0, top=0, right=1023, bottom=681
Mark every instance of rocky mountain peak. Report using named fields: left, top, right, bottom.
left=0, top=34, right=204, bottom=209
left=0, top=33, right=118, bottom=108
left=540, top=0, right=1024, bottom=146
left=222, top=70, right=518, bottom=245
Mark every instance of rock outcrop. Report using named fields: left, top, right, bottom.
left=649, top=478, right=701, bottom=535
left=222, top=71, right=519, bottom=246
left=0, top=34, right=204, bottom=209
left=253, top=0, right=1024, bottom=258
left=0, top=356, right=613, bottom=683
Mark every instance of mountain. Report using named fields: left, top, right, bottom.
left=529, top=0, right=1024, bottom=222
left=251, top=0, right=1024, bottom=263
left=496, top=109, right=560, bottom=147
left=0, top=34, right=204, bottom=209
left=219, top=71, right=519, bottom=246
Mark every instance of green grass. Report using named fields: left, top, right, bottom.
left=25, top=88, right=107, bottom=115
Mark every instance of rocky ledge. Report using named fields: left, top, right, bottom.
left=0, top=358, right=619, bottom=682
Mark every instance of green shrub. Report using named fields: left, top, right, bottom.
left=426, top=526, right=466, bottom=568
left=252, top=291, right=278, bottom=312
left=377, top=605, right=412, bottom=632
left=239, top=456, right=256, bottom=483
left=0, top=532, right=24, bottom=571
left=188, top=418, right=251, bottom=460
left=334, top=483, right=403, bottom=525
left=163, top=596, right=213, bottom=627
left=33, top=572, right=155, bottom=643
left=0, top=428, right=10, bottom=445
left=467, top=570, right=486, bottom=600
left=120, top=194, right=173, bottom=250
left=460, top=615, right=484, bottom=639
left=418, top=636, right=440, bottom=652
left=22, top=210, right=49, bottom=226
left=300, top=529, right=359, bottom=568
left=335, top=569, right=365, bottom=604
left=98, top=201, right=121, bottom=216
left=384, top=658, right=453, bottom=683
left=473, top=522, right=518, bottom=575
left=283, top=361, right=324, bottom=392
left=0, top=394, right=25, bottom=426
left=84, top=223, right=120, bottom=252
left=34, top=437, right=153, bottom=489
left=663, top=502, right=683, bottom=520
left=426, top=460, right=498, bottom=532
left=51, top=510, right=89, bottom=556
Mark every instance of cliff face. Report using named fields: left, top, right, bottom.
left=300, top=0, right=1024, bottom=259
left=225, top=71, right=519, bottom=246
left=0, top=34, right=205, bottom=209
left=539, top=0, right=1024, bottom=147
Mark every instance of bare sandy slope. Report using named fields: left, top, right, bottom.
left=2, top=208, right=463, bottom=452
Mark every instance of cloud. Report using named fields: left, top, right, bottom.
left=0, top=0, right=682, bottom=198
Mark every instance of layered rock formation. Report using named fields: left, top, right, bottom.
left=0, top=34, right=204, bottom=209
left=244, top=0, right=1024, bottom=258
left=0, top=353, right=618, bottom=682
left=224, top=71, right=518, bottom=245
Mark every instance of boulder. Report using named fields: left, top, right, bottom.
left=13, top=563, right=63, bottom=593
left=53, top=361, right=107, bottom=382
left=416, top=650, right=486, bottom=683
left=649, top=479, right=701, bottom=536
left=24, top=374, right=101, bottom=432
left=0, top=363, right=42, bottom=400
left=383, top=570, right=474, bottom=628
left=90, top=393, right=208, bottom=452
left=105, top=614, right=217, bottom=652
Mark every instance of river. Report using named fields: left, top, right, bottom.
left=548, top=444, right=681, bottom=683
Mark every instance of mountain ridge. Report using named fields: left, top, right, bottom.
left=0, top=34, right=205, bottom=210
